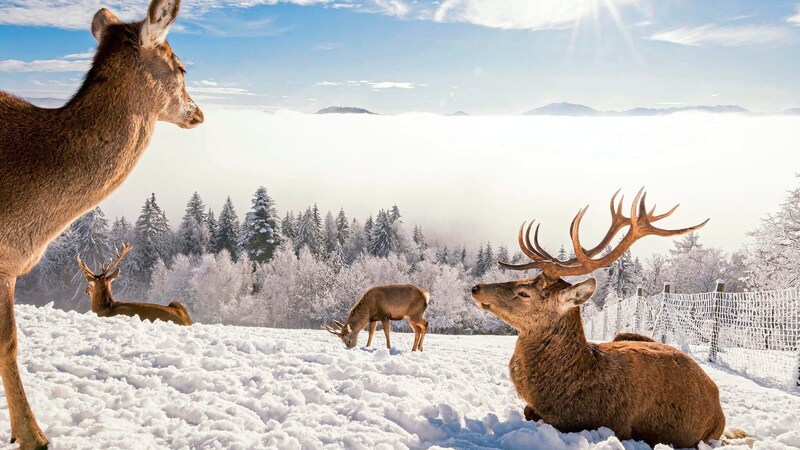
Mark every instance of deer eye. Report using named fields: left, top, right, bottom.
left=517, top=291, right=530, bottom=298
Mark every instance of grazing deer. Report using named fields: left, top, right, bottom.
left=324, top=285, right=430, bottom=351
left=0, top=1, right=200, bottom=447
left=78, top=244, right=193, bottom=326
left=471, top=189, right=725, bottom=448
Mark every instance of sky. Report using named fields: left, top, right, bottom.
left=1, top=1, right=799, bottom=259
left=2, top=0, right=800, bottom=114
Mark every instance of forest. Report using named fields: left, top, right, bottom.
left=16, top=179, right=799, bottom=334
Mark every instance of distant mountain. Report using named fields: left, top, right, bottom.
left=614, top=105, right=750, bottom=116
left=523, top=102, right=601, bottom=116
left=316, top=106, right=377, bottom=115
left=449, top=111, right=470, bottom=116
left=25, top=97, right=68, bottom=108
left=783, top=108, right=800, bottom=115
left=522, top=102, right=751, bottom=117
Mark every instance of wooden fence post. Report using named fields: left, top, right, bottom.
left=709, top=280, right=725, bottom=363
left=634, top=286, right=643, bottom=332
left=660, top=283, right=671, bottom=344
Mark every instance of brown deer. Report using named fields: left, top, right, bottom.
left=471, top=189, right=725, bottom=448
left=324, top=285, right=430, bottom=351
left=0, top=1, right=200, bottom=447
left=78, top=244, right=193, bottom=325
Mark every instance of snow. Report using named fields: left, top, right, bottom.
left=3, top=304, right=799, bottom=450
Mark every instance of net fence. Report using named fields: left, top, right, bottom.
left=583, top=286, right=800, bottom=388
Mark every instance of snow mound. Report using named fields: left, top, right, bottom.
left=1, top=305, right=798, bottom=449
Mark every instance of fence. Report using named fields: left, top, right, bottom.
left=582, top=283, right=800, bottom=388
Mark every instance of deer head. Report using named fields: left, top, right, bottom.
left=323, top=320, right=357, bottom=348
left=471, top=189, right=708, bottom=334
left=90, top=0, right=203, bottom=129
left=77, top=243, right=131, bottom=301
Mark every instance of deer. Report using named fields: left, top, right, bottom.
left=78, top=244, right=193, bottom=326
left=324, top=285, right=430, bottom=352
left=0, top=1, right=201, bottom=447
left=471, top=189, right=725, bottom=448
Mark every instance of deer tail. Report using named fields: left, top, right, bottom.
left=423, top=290, right=432, bottom=306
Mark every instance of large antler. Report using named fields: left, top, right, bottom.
left=102, top=243, right=131, bottom=276
left=76, top=254, right=95, bottom=277
left=499, top=189, right=708, bottom=279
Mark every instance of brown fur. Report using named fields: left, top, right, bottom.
left=472, top=276, right=725, bottom=448
left=0, top=2, right=200, bottom=448
left=613, top=332, right=656, bottom=342
left=82, top=267, right=192, bottom=326
left=326, top=285, right=430, bottom=351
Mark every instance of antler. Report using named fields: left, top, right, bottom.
left=499, top=189, right=708, bottom=279
left=76, top=254, right=95, bottom=277
left=322, top=322, right=343, bottom=336
left=102, top=243, right=131, bottom=276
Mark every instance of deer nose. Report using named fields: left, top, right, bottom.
left=471, top=285, right=480, bottom=294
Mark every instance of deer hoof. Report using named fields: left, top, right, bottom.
left=9, top=435, right=48, bottom=450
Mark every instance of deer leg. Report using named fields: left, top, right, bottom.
left=408, top=320, right=420, bottom=352
left=0, top=277, right=48, bottom=450
left=366, top=321, right=378, bottom=347
left=381, top=318, right=391, bottom=349
left=416, top=319, right=428, bottom=352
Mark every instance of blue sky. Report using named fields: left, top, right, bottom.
left=2, top=0, right=800, bottom=114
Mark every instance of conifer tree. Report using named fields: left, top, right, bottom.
left=240, top=186, right=283, bottom=263
left=335, top=208, right=349, bottom=247
left=369, top=210, right=393, bottom=257
left=177, top=191, right=210, bottom=256
left=214, top=196, right=241, bottom=260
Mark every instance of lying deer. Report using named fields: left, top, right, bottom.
left=0, top=1, right=200, bottom=446
left=471, top=189, right=725, bottom=448
left=78, top=244, right=192, bottom=326
left=324, top=285, right=430, bottom=351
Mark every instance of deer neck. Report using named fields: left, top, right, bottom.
left=510, top=309, right=596, bottom=403
left=90, top=287, right=117, bottom=314
left=56, top=55, right=160, bottom=203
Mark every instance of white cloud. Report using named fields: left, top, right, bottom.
left=649, top=25, right=795, bottom=47
left=0, top=0, right=332, bottom=30
left=188, top=80, right=253, bottom=95
left=370, top=81, right=415, bottom=89
left=317, top=80, right=421, bottom=89
left=788, top=6, right=800, bottom=26
left=0, top=56, right=91, bottom=73
left=369, top=0, right=408, bottom=17
left=433, top=0, right=638, bottom=31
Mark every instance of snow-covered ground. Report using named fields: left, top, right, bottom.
left=2, top=304, right=799, bottom=450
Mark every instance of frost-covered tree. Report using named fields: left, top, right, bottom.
left=177, top=192, right=210, bottom=256
left=205, top=208, right=218, bottom=244
left=557, top=245, right=567, bottom=261
left=240, top=186, right=283, bottom=263
left=295, top=207, right=323, bottom=254
left=281, top=212, right=297, bottom=241
left=747, top=177, right=800, bottom=289
left=213, top=196, right=241, bottom=260
left=343, top=219, right=368, bottom=263
left=335, top=208, right=349, bottom=247
left=188, top=250, right=253, bottom=323
left=364, top=215, right=374, bottom=242
left=496, top=245, right=510, bottom=269
left=413, top=225, right=427, bottom=249
left=130, top=193, right=172, bottom=288
left=111, top=216, right=134, bottom=246
left=369, top=210, right=393, bottom=257
left=323, top=211, right=339, bottom=254
left=71, top=207, right=113, bottom=272
left=389, top=204, right=401, bottom=224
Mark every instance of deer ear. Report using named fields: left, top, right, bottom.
left=84, top=272, right=96, bottom=282
left=107, top=268, right=121, bottom=282
left=558, top=278, right=596, bottom=310
left=140, top=0, right=181, bottom=48
left=92, top=8, right=120, bottom=42
left=343, top=324, right=352, bottom=334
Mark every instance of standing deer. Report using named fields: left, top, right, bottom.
left=78, top=244, right=193, bottom=325
left=324, top=285, right=430, bottom=351
left=0, top=1, right=201, bottom=447
left=471, top=189, right=725, bottom=448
